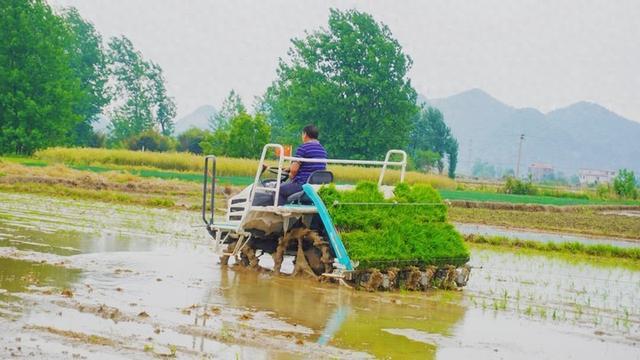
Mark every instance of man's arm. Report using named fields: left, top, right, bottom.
left=289, top=162, right=300, bottom=179
left=288, top=144, right=306, bottom=180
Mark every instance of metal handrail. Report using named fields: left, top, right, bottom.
left=282, top=156, right=405, bottom=166
left=282, top=148, right=407, bottom=186
left=248, top=143, right=285, bottom=209
left=378, top=149, right=407, bottom=186
left=202, top=155, right=216, bottom=225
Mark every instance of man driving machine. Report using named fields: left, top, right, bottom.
left=277, top=124, right=327, bottom=205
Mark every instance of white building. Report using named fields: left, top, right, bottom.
left=528, top=163, right=554, bottom=182
left=578, top=169, right=616, bottom=185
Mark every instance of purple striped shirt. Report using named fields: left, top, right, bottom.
left=293, top=140, right=327, bottom=184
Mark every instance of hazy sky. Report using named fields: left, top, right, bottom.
left=49, top=0, right=640, bottom=122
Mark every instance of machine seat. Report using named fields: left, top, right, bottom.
left=286, top=170, right=333, bottom=204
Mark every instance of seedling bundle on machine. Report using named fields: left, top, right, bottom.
left=201, top=144, right=471, bottom=291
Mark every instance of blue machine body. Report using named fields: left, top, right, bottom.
left=301, top=184, right=354, bottom=271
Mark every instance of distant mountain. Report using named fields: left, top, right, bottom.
left=174, top=105, right=216, bottom=134
left=423, top=89, right=640, bottom=176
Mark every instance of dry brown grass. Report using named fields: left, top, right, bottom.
left=35, top=147, right=457, bottom=189
left=24, top=325, right=115, bottom=346
left=0, top=161, right=219, bottom=209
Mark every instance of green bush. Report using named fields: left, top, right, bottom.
left=537, top=188, right=590, bottom=200
left=503, top=177, right=538, bottom=195
left=596, top=183, right=615, bottom=200
left=613, top=169, right=638, bottom=199
left=319, top=182, right=469, bottom=269
left=177, top=128, right=209, bottom=154
left=124, top=130, right=175, bottom=152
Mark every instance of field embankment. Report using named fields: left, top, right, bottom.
left=35, top=147, right=457, bottom=189
left=440, top=189, right=640, bottom=206
left=449, top=206, right=640, bottom=240
left=465, top=234, right=640, bottom=264
left=0, top=160, right=218, bottom=210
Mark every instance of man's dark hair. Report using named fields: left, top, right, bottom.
left=302, top=124, right=319, bottom=139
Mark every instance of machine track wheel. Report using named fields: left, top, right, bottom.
left=271, top=227, right=334, bottom=277
left=219, top=241, right=237, bottom=266
left=239, top=244, right=260, bottom=269
left=355, top=268, right=401, bottom=291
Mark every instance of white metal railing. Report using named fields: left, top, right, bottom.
left=247, top=144, right=407, bottom=209
left=238, top=144, right=410, bottom=219
left=282, top=149, right=407, bottom=187
left=248, top=143, right=286, bottom=209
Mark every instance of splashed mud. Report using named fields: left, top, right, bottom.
left=0, top=192, right=638, bottom=359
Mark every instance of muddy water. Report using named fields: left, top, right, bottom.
left=1, top=192, right=639, bottom=359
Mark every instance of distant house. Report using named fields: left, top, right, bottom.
left=528, top=163, right=554, bottom=182
left=578, top=169, right=616, bottom=185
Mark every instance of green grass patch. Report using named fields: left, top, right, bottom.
left=439, top=189, right=640, bottom=206
left=319, top=182, right=469, bottom=269
left=1, top=156, right=48, bottom=167
left=465, top=234, right=640, bottom=261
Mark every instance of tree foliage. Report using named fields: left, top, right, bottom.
left=107, top=36, right=176, bottom=143
left=409, top=107, right=458, bottom=178
left=61, top=7, right=110, bottom=146
left=177, top=127, right=209, bottom=154
left=503, top=177, right=538, bottom=195
left=200, top=112, right=270, bottom=158
left=0, top=0, right=84, bottom=154
left=472, top=160, right=497, bottom=179
left=124, top=130, right=174, bottom=152
left=412, top=150, right=441, bottom=172
left=0, top=3, right=175, bottom=153
left=613, top=169, right=638, bottom=199
left=209, top=90, right=245, bottom=131
left=264, top=9, right=418, bottom=159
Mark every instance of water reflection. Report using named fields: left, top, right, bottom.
left=216, top=267, right=467, bottom=359
left=0, top=257, right=81, bottom=293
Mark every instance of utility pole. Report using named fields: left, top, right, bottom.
left=515, top=134, right=524, bottom=178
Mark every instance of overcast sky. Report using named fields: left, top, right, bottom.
left=50, top=0, right=640, bottom=122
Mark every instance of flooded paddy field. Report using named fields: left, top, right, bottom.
left=1, top=192, right=639, bottom=359
left=455, top=222, right=640, bottom=248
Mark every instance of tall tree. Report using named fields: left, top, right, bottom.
left=61, top=7, right=110, bottom=146
left=106, top=36, right=176, bottom=143
left=0, top=0, right=84, bottom=154
left=149, top=62, right=176, bottom=136
left=226, top=112, right=270, bottom=158
left=209, top=90, right=245, bottom=131
left=200, top=111, right=270, bottom=158
left=409, top=107, right=458, bottom=178
left=264, top=9, right=418, bottom=159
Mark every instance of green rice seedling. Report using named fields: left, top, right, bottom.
left=525, top=305, right=533, bottom=316
left=538, top=307, right=547, bottom=319
left=318, top=182, right=469, bottom=270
